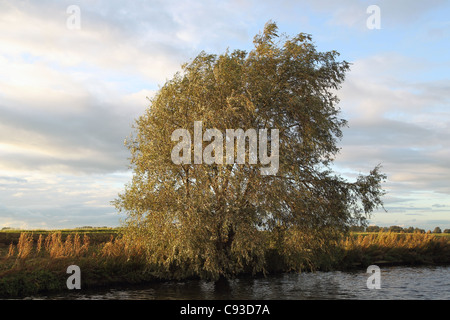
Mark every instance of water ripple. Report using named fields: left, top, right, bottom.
left=28, top=265, right=450, bottom=300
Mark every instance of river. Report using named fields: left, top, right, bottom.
left=27, top=265, right=450, bottom=300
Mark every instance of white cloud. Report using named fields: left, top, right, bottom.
left=0, top=170, right=128, bottom=229
left=301, top=0, right=447, bottom=29
left=332, top=52, right=450, bottom=229
left=0, top=0, right=267, bottom=175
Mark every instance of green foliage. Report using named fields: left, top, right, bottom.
left=389, top=226, right=403, bottom=233
left=366, top=225, right=380, bottom=232
left=0, top=269, right=64, bottom=297
left=114, top=21, right=386, bottom=280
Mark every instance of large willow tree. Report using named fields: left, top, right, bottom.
left=114, top=22, right=386, bottom=279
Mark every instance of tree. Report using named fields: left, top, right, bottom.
left=433, top=227, right=442, bottom=234
left=443, top=229, right=450, bottom=234
left=366, top=225, right=380, bottom=233
left=349, top=225, right=365, bottom=232
left=114, top=21, right=386, bottom=280
left=389, top=226, right=404, bottom=233
left=405, top=226, right=415, bottom=233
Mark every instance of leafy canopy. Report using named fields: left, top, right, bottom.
left=114, top=21, right=386, bottom=279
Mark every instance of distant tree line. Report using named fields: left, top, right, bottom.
left=349, top=225, right=450, bottom=234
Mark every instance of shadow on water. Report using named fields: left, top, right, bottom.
left=213, top=277, right=233, bottom=299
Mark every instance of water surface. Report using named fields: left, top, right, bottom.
left=28, top=265, right=450, bottom=300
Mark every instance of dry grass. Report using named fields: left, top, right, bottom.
left=4, top=231, right=92, bottom=260
left=101, top=235, right=145, bottom=260
left=339, top=231, right=450, bottom=266
left=3, top=231, right=146, bottom=262
left=0, top=230, right=155, bottom=299
left=16, top=233, right=34, bottom=259
left=343, top=232, right=448, bottom=250
left=7, top=243, right=15, bottom=258
left=3, top=230, right=449, bottom=274
left=36, top=234, right=43, bottom=254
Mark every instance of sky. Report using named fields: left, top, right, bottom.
left=0, top=0, right=449, bottom=231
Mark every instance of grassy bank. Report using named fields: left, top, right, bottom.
left=1, top=229, right=449, bottom=298
left=339, top=232, right=450, bottom=267
left=0, top=229, right=156, bottom=297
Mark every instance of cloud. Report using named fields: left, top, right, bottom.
left=0, top=0, right=187, bottom=82
left=0, top=171, right=129, bottom=229
left=368, top=210, right=450, bottom=230
left=432, top=204, right=448, bottom=208
left=333, top=52, right=450, bottom=196
left=301, top=0, right=448, bottom=29
left=0, top=176, right=27, bottom=185
left=0, top=0, right=273, bottom=175
left=0, top=0, right=263, bottom=82
left=0, top=7, right=161, bottom=175
left=0, top=93, right=145, bottom=174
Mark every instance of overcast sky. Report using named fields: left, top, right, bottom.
left=1, top=0, right=449, bottom=230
